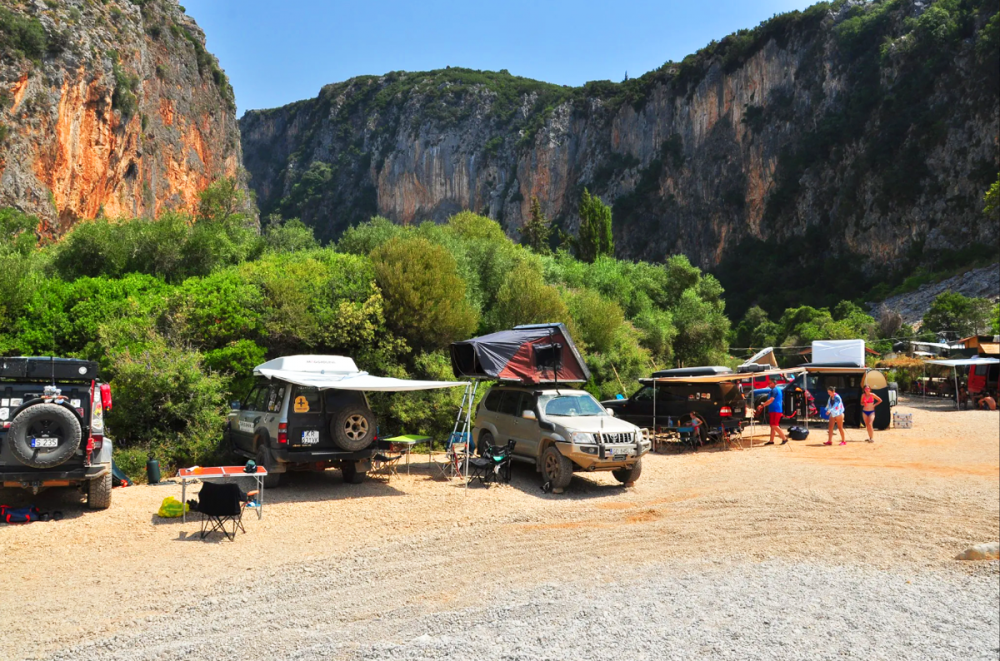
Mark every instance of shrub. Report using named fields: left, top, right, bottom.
left=263, top=216, right=319, bottom=252
left=372, top=237, right=479, bottom=351
left=104, top=332, right=227, bottom=469
left=576, top=188, right=614, bottom=262
left=569, top=289, right=623, bottom=354
left=489, top=262, right=572, bottom=333
left=337, top=216, right=404, bottom=255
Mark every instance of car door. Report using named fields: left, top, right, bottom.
left=232, top=385, right=263, bottom=453
left=495, top=391, right=527, bottom=454
left=515, top=393, right=543, bottom=457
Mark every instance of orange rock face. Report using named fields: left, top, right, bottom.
left=0, top=1, right=242, bottom=234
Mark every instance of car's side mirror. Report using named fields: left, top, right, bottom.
left=230, top=400, right=241, bottom=410
left=605, top=408, right=615, bottom=416
left=522, top=410, right=537, bottom=420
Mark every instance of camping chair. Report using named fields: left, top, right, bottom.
left=438, top=433, right=470, bottom=480
left=371, top=446, right=404, bottom=482
left=196, top=482, right=253, bottom=541
left=469, top=438, right=515, bottom=486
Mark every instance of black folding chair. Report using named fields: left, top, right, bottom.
left=196, top=482, right=250, bottom=541
left=469, top=439, right=514, bottom=486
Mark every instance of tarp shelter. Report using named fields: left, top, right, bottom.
left=922, top=356, right=1000, bottom=409
left=450, top=323, right=589, bottom=384
left=254, top=355, right=466, bottom=391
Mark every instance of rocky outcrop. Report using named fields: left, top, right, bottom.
left=240, top=0, right=998, bottom=307
left=0, top=0, right=241, bottom=234
left=874, top=264, right=1000, bottom=326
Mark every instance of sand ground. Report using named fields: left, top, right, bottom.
left=1, top=398, right=997, bottom=660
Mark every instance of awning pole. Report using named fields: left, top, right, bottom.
left=954, top=367, right=959, bottom=411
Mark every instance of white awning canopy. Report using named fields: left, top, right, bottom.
left=922, top=357, right=1000, bottom=368
left=254, top=355, right=466, bottom=392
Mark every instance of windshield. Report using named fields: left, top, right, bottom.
left=541, top=393, right=606, bottom=417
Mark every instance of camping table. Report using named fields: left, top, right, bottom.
left=381, top=435, right=432, bottom=474
left=177, top=466, right=268, bottom=523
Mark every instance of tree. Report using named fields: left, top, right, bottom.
left=875, top=304, right=904, bottom=339
left=984, top=173, right=999, bottom=223
left=733, top=305, right=780, bottom=349
left=992, top=303, right=1000, bottom=335
left=922, top=292, right=994, bottom=338
left=263, top=216, right=319, bottom=252
left=489, top=262, right=571, bottom=332
left=371, top=237, right=479, bottom=350
left=521, top=195, right=552, bottom=253
left=569, top=289, right=623, bottom=354
left=576, top=188, right=614, bottom=263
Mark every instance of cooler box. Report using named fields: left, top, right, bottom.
left=892, top=412, right=912, bottom=429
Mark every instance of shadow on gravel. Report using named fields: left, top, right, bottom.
left=261, top=469, right=408, bottom=504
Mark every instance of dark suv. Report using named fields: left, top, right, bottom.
left=224, top=379, right=376, bottom=487
left=0, top=357, right=113, bottom=509
left=603, top=367, right=747, bottom=443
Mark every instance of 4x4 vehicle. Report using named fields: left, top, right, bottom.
left=603, top=367, right=747, bottom=444
left=0, top=357, right=113, bottom=509
left=474, top=385, right=650, bottom=493
left=225, top=359, right=378, bottom=488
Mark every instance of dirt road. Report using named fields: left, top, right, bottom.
left=1, top=400, right=997, bottom=660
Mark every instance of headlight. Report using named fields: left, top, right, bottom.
left=571, top=432, right=595, bottom=444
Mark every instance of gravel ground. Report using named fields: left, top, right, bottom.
left=2, top=400, right=998, bottom=661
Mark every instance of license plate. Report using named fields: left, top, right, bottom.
left=301, top=430, right=320, bottom=445
left=32, top=437, right=59, bottom=448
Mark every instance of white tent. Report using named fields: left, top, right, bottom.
left=921, top=357, right=1000, bottom=410
left=254, top=355, right=466, bottom=392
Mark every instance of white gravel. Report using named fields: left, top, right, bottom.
left=41, top=558, right=999, bottom=661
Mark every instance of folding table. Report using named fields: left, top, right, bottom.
left=380, top=435, right=431, bottom=474
left=177, top=466, right=268, bottom=523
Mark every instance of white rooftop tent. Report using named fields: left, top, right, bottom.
left=254, top=355, right=465, bottom=391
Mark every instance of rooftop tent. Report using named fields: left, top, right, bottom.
left=450, top=323, right=590, bottom=384
left=254, top=355, right=465, bottom=392
left=812, top=340, right=865, bottom=368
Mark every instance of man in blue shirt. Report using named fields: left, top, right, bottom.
left=759, top=382, right=787, bottom=445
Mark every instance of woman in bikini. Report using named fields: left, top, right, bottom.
left=861, top=384, right=882, bottom=443
left=824, top=385, right=846, bottom=446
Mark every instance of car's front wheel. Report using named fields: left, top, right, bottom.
left=612, top=458, right=642, bottom=486
left=541, top=446, right=573, bottom=493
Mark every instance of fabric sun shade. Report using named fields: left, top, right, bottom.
left=254, top=355, right=465, bottom=392
left=450, top=323, right=590, bottom=384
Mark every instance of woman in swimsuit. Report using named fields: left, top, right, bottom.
left=824, top=385, right=846, bottom=446
left=861, top=385, right=882, bottom=443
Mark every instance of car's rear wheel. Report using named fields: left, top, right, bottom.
left=256, top=445, right=282, bottom=488
left=478, top=430, right=494, bottom=457
left=541, top=446, right=573, bottom=492
left=87, top=471, right=112, bottom=510
left=612, top=458, right=642, bottom=485
left=341, top=461, right=365, bottom=484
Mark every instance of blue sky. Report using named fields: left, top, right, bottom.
left=183, top=0, right=816, bottom=116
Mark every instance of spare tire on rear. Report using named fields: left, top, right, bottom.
left=330, top=407, right=376, bottom=452
left=8, top=403, right=82, bottom=469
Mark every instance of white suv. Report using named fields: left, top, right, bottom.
left=473, top=385, right=650, bottom=493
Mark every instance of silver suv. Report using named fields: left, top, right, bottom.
left=473, top=385, right=650, bottom=493
left=225, top=380, right=375, bottom=488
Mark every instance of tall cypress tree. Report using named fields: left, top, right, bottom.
left=576, top=188, right=614, bottom=263
left=521, top=195, right=552, bottom=253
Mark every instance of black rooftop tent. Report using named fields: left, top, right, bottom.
left=450, top=323, right=590, bottom=384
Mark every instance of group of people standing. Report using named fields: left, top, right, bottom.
left=757, top=382, right=883, bottom=446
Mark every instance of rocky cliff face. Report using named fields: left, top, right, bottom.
left=240, top=0, right=999, bottom=313
left=0, top=0, right=241, bottom=234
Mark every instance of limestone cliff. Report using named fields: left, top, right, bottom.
left=0, top=0, right=241, bottom=234
left=240, top=0, right=999, bottom=313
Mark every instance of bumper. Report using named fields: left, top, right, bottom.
left=1, top=463, right=110, bottom=485
left=272, top=447, right=374, bottom=464
left=559, top=442, right=648, bottom=471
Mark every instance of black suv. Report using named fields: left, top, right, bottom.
left=603, top=367, right=747, bottom=443
left=0, top=357, right=113, bottom=509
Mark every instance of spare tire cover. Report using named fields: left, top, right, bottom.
left=330, top=407, right=376, bottom=452
left=8, top=403, right=83, bottom=469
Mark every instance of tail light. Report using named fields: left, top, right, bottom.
left=719, top=406, right=732, bottom=417
left=277, top=422, right=288, bottom=445
left=91, top=381, right=104, bottom=448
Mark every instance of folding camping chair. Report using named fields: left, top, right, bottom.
left=438, top=432, right=470, bottom=480
left=196, top=482, right=253, bottom=541
left=371, top=443, right=405, bottom=482
left=468, top=439, right=514, bottom=486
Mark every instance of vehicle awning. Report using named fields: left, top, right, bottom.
left=254, top=355, right=466, bottom=391
left=922, top=357, right=1000, bottom=368
left=641, top=367, right=806, bottom=384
